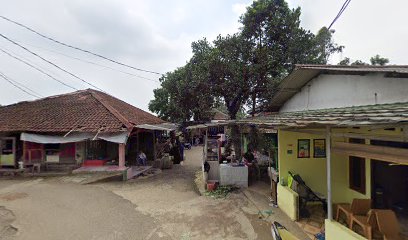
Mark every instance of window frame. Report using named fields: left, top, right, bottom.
left=349, top=156, right=366, bottom=194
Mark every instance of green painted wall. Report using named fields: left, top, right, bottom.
left=0, top=154, right=15, bottom=166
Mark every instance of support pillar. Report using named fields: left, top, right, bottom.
left=326, top=126, right=333, bottom=220
left=119, top=143, right=125, bottom=168
left=152, top=131, right=156, bottom=161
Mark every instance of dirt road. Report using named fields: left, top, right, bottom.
left=0, top=146, right=307, bottom=240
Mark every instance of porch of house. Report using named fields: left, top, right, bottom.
left=277, top=126, right=408, bottom=240
left=0, top=127, right=171, bottom=181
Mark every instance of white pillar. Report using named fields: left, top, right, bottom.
left=119, top=143, right=125, bottom=168
left=326, top=126, right=333, bottom=220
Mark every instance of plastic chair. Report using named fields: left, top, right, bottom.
left=350, top=209, right=377, bottom=240
left=336, top=198, right=372, bottom=227
left=375, top=209, right=402, bottom=240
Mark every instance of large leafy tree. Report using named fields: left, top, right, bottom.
left=240, top=0, right=343, bottom=114
left=148, top=64, right=214, bottom=123
left=149, top=0, right=343, bottom=122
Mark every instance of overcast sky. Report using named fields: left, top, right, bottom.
left=0, top=0, right=407, bottom=112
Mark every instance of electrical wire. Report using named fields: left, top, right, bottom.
left=0, top=15, right=162, bottom=75
left=328, top=0, right=352, bottom=30
left=17, top=41, right=160, bottom=83
left=0, top=71, right=42, bottom=98
left=0, top=33, right=104, bottom=91
left=0, top=47, right=79, bottom=90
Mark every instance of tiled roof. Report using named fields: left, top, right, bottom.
left=212, top=109, right=230, bottom=120
left=238, top=102, right=408, bottom=128
left=0, top=89, right=165, bottom=133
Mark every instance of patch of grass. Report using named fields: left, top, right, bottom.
left=204, top=185, right=239, bottom=199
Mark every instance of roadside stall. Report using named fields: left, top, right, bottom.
left=187, top=121, right=278, bottom=191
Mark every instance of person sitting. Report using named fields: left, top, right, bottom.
left=243, top=148, right=259, bottom=183
left=243, top=149, right=255, bottom=166
left=137, top=150, right=147, bottom=166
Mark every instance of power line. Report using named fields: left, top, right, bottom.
left=18, top=41, right=160, bottom=83
left=0, top=15, right=162, bottom=75
left=328, top=0, right=352, bottom=30
left=0, top=33, right=104, bottom=91
left=0, top=71, right=42, bottom=98
left=0, top=47, right=79, bottom=90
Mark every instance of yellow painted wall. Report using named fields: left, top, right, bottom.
left=278, top=130, right=327, bottom=196
left=278, top=127, right=404, bottom=205
left=325, top=220, right=366, bottom=240
left=277, top=184, right=299, bottom=220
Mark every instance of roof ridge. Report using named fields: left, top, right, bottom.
left=88, top=90, right=134, bottom=130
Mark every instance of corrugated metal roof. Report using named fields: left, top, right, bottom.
left=238, top=102, right=408, bottom=128
left=269, top=65, right=408, bottom=110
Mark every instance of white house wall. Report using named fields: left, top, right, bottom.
left=280, top=73, right=408, bottom=112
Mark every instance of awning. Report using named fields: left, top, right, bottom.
left=136, top=123, right=177, bottom=131
left=186, top=121, right=232, bottom=130
left=21, top=131, right=129, bottom=144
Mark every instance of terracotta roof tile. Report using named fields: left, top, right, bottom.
left=0, top=89, right=165, bottom=133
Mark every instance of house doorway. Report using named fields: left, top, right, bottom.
left=371, top=159, right=408, bottom=235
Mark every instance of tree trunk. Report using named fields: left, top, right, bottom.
left=230, top=124, right=242, bottom=161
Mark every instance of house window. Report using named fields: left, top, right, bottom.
left=349, top=156, right=366, bottom=194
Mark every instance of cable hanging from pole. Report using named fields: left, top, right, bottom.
left=0, top=33, right=104, bottom=92
left=0, top=71, right=42, bottom=98
left=0, top=15, right=162, bottom=75
left=0, top=47, right=79, bottom=90
left=328, top=0, right=352, bottom=30
left=17, top=41, right=160, bottom=83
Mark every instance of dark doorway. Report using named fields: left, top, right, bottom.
left=138, top=131, right=154, bottom=161
left=371, top=159, right=408, bottom=211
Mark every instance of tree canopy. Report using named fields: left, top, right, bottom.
left=337, top=54, right=390, bottom=66
left=149, top=0, right=343, bottom=123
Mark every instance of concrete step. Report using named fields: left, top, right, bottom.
left=44, top=163, right=77, bottom=172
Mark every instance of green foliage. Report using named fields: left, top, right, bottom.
left=148, top=65, right=214, bottom=123
left=239, top=0, right=343, bottom=113
left=351, top=60, right=368, bottom=66
left=338, top=57, right=350, bottom=65
left=370, top=54, right=390, bottom=66
left=204, top=185, right=238, bottom=198
left=337, top=54, right=390, bottom=66
left=149, top=0, right=343, bottom=122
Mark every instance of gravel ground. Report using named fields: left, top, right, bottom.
left=0, top=146, right=308, bottom=240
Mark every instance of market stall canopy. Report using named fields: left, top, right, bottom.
left=136, top=123, right=178, bottom=131
left=20, top=131, right=129, bottom=144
